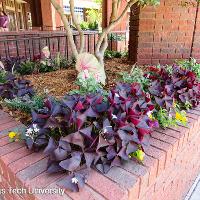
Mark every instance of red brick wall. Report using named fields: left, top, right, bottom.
left=1, top=106, right=200, bottom=200
left=191, top=5, right=200, bottom=60
left=129, top=0, right=199, bottom=65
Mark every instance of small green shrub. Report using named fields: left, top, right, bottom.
left=52, top=53, right=71, bottom=69
left=88, top=21, right=98, bottom=30
left=153, top=108, right=177, bottom=129
left=119, top=67, right=150, bottom=91
left=104, top=50, right=127, bottom=59
left=70, top=75, right=107, bottom=98
left=80, top=21, right=89, bottom=30
left=16, top=61, right=35, bottom=75
left=38, top=60, right=55, bottom=73
left=176, top=58, right=200, bottom=79
left=108, top=33, right=125, bottom=41
left=0, top=70, right=7, bottom=83
left=4, top=95, right=44, bottom=113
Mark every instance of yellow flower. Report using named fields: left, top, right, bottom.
left=9, top=132, right=17, bottom=139
left=135, top=149, right=145, bottom=161
left=175, top=112, right=187, bottom=124
left=181, top=116, right=187, bottom=124
left=149, top=114, right=153, bottom=120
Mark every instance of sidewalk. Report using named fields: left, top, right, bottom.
left=185, top=174, right=200, bottom=200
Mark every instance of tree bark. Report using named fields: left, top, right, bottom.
left=50, top=0, right=79, bottom=59
left=69, top=0, right=85, bottom=54
left=95, top=0, right=137, bottom=62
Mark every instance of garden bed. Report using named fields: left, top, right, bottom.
left=1, top=55, right=200, bottom=200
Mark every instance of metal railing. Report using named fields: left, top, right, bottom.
left=0, top=30, right=129, bottom=60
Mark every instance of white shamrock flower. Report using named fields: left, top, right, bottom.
left=33, top=124, right=37, bottom=129
left=115, top=93, right=120, bottom=98
left=33, top=124, right=40, bottom=133
left=25, top=125, right=40, bottom=140
left=112, top=114, right=117, bottom=119
left=71, top=177, right=79, bottom=184
left=26, top=128, right=33, bottom=135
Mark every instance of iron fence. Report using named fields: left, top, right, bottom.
left=0, top=30, right=128, bottom=61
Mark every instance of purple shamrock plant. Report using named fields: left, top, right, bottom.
left=24, top=83, right=158, bottom=192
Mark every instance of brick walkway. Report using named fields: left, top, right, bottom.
left=185, top=174, right=200, bottom=200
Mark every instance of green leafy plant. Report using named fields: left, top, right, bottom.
left=104, top=50, right=127, bottom=59
left=0, top=70, right=7, bottom=83
left=70, top=75, right=107, bottom=98
left=80, top=21, right=89, bottom=30
left=108, top=33, right=125, bottom=41
left=4, top=95, right=44, bottom=113
left=86, top=8, right=101, bottom=30
left=184, top=101, right=192, bottom=110
left=38, top=59, right=55, bottom=73
left=176, top=58, right=200, bottom=80
left=88, top=21, right=98, bottom=30
left=16, top=61, right=35, bottom=75
left=119, top=67, right=150, bottom=91
left=154, top=107, right=177, bottom=128
left=53, top=53, right=71, bottom=69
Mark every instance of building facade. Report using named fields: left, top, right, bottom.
left=0, top=0, right=129, bottom=32
left=0, top=0, right=102, bottom=31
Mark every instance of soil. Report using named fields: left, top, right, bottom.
left=25, top=58, right=134, bottom=98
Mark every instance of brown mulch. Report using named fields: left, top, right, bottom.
left=25, top=58, right=134, bottom=98
left=1, top=58, right=134, bottom=125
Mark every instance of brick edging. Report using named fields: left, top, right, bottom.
left=1, top=107, right=200, bottom=200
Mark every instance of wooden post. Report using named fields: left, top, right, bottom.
left=12, top=0, right=19, bottom=31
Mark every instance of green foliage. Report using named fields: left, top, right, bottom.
left=80, top=21, right=89, bottom=30
left=155, top=64, right=173, bottom=75
left=16, top=61, right=35, bottom=75
left=104, top=50, right=127, bottom=59
left=94, top=0, right=102, bottom=4
left=80, top=21, right=98, bottom=30
left=88, top=21, right=98, bottom=30
left=119, top=67, right=150, bottom=91
left=70, top=75, right=107, bottom=98
left=52, top=53, right=71, bottom=69
left=184, top=101, right=192, bottom=110
left=4, top=95, right=44, bottom=113
left=108, top=33, right=125, bottom=41
left=0, top=70, right=7, bottom=83
left=154, top=108, right=177, bottom=128
left=86, top=9, right=101, bottom=25
left=38, top=59, right=56, bottom=73
left=137, top=0, right=160, bottom=6
left=176, top=58, right=200, bottom=80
